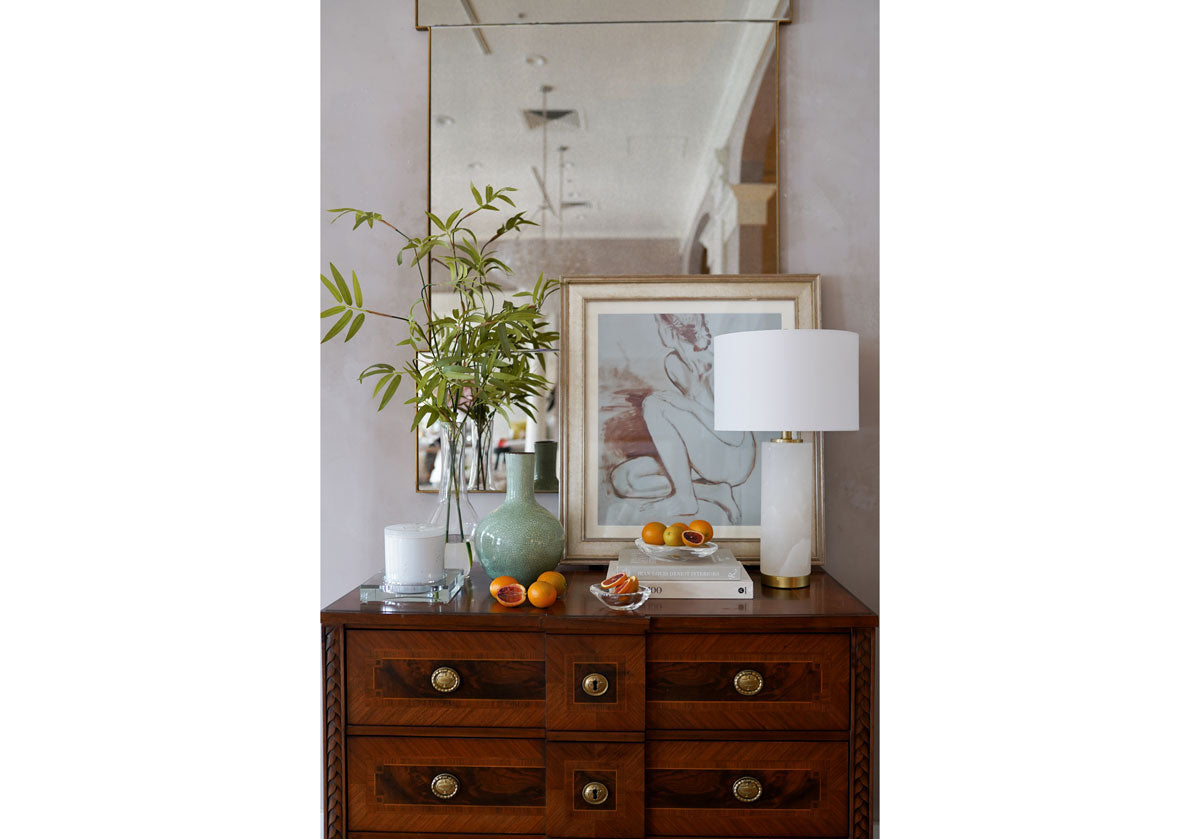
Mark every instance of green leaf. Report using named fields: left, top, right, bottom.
left=373, top=373, right=394, bottom=397
left=470, top=183, right=482, bottom=205
left=379, top=375, right=403, bottom=410
left=351, top=271, right=363, bottom=307
left=445, top=208, right=461, bottom=228
left=495, top=193, right=515, bottom=207
left=346, top=313, right=365, bottom=341
left=427, top=211, right=446, bottom=232
left=329, top=263, right=353, bottom=304
left=322, top=310, right=353, bottom=343
left=320, top=275, right=343, bottom=302
left=320, top=305, right=347, bottom=318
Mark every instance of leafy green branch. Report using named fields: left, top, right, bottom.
left=321, top=184, right=559, bottom=437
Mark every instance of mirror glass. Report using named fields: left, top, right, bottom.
left=421, top=9, right=784, bottom=491
left=418, top=0, right=791, bottom=27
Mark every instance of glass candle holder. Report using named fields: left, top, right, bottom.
left=384, top=523, right=446, bottom=585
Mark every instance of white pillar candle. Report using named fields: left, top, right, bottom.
left=384, top=524, right=446, bottom=585
left=760, top=439, right=814, bottom=581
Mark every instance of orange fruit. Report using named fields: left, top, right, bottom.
left=600, top=572, right=627, bottom=590
left=527, top=580, right=558, bottom=608
left=688, top=519, right=713, bottom=542
left=669, top=522, right=687, bottom=531
left=641, top=521, right=667, bottom=545
left=681, top=529, right=705, bottom=546
left=615, top=574, right=640, bottom=595
left=493, top=583, right=526, bottom=607
left=489, top=575, right=519, bottom=599
left=537, top=570, right=568, bottom=596
left=662, top=524, right=685, bottom=547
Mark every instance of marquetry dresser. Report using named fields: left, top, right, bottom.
left=321, top=565, right=877, bottom=839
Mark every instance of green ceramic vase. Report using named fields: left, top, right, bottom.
left=474, top=452, right=565, bottom=587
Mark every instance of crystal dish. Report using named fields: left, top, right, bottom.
left=634, top=537, right=719, bottom=561
left=589, top=583, right=652, bottom=611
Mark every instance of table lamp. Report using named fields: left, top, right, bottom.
left=713, top=329, right=859, bottom=588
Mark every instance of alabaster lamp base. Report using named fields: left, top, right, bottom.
left=759, top=437, right=814, bottom=589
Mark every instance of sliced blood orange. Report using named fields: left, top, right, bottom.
left=599, top=572, right=627, bottom=590
left=681, top=529, right=705, bottom=546
left=493, top=583, right=527, bottom=607
left=615, top=575, right=640, bottom=595
left=489, top=575, right=519, bottom=599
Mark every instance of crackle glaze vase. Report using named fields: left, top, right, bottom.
left=474, top=452, right=565, bottom=587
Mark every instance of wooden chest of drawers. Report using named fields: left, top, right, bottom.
left=322, top=566, right=876, bottom=839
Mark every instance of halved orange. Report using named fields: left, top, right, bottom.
left=615, top=574, right=640, bottom=595
left=688, top=519, right=713, bottom=542
left=681, top=529, right=706, bottom=546
left=493, top=583, right=527, bottom=607
left=489, top=575, right=519, bottom=599
left=600, top=572, right=627, bottom=590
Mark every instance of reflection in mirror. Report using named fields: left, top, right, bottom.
left=422, top=13, right=784, bottom=491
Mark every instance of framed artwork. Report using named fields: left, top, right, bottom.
left=559, top=275, right=824, bottom=563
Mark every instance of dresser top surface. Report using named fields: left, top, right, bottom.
left=321, top=565, right=877, bottom=631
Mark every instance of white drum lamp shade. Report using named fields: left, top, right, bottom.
left=713, top=329, right=859, bottom=588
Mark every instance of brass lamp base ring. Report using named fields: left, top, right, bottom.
left=761, top=573, right=811, bottom=589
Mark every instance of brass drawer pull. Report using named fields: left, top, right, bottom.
left=732, top=776, right=763, bottom=803
left=431, top=773, right=460, bottom=799
left=733, top=669, right=764, bottom=696
left=431, top=666, right=461, bottom=693
left=582, top=781, right=609, bottom=805
left=581, top=672, right=610, bottom=697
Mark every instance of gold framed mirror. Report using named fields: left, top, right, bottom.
left=416, top=1, right=792, bottom=492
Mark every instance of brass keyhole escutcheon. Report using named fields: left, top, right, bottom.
left=582, top=781, right=609, bottom=805
left=732, top=776, right=763, bottom=803
left=431, top=666, right=461, bottom=693
left=733, top=668, right=764, bottom=696
left=431, top=773, right=460, bottom=799
left=582, top=672, right=609, bottom=697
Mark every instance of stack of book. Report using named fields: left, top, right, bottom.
left=606, top=547, right=753, bottom=599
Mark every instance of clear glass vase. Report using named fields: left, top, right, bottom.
left=466, top=411, right=495, bottom=492
left=428, top=420, right=479, bottom=572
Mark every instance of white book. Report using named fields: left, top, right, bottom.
left=608, top=548, right=754, bottom=599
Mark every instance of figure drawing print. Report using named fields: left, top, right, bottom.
left=595, top=310, right=781, bottom=529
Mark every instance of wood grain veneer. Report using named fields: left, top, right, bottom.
left=347, top=736, right=545, bottom=834
left=647, top=633, right=849, bottom=731
left=646, top=740, right=848, bottom=836
left=322, top=565, right=877, bottom=839
left=346, top=629, right=545, bottom=728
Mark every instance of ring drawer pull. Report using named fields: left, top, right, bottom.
left=732, top=776, right=763, bottom=803
left=581, top=672, right=610, bottom=697
left=582, top=781, right=609, bottom=805
left=733, top=669, right=764, bottom=696
left=431, top=666, right=461, bottom=693
left=431, top=773, right=460, bottom=799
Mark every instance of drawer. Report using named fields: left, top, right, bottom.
left=347, top=735, right=544, bottom=834
left=646, top=740, right=848, bottom=837
left=546, top=634, right=645, bottom=731
left=346, top=629, right=544, bottom=728
left=647, top=633, right=849, bottom=731
left=546, top=741, right=644, bottom=838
